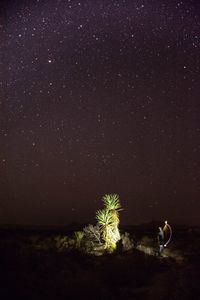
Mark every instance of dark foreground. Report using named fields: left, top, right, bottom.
left=0, top=224, right=200, bottom=300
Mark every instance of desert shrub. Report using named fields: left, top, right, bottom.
left=82, top=224, right=104, bottom=255
left=139, top=236, right=155, bottom=247
left=29, top=236, right=56, bottom=251
left=74, top=231, right=84, bottom=248
left=83, top=224, right=101, bottom=244
left=54, top=235, right=75, bottom=252
left=121, top=232, right=134, bottom=252
left=29, top=235, right=41, bottom=245
left=162, top=248, right=185, bottom=263
left=136, top=236, right=157, bottom=256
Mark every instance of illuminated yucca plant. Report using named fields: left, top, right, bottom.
left=96, top=209, right=113, bottom=249
left=102, top=194, right=121, bottom=211
left=96, top=194, right=122, bottom=250
left=102, top=194, right=122, bottom=224
left=103, top=194, right=122, bottom=243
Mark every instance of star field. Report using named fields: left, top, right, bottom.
left=1, top=0, right=200, bottom=225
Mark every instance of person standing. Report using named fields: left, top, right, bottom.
left=158, top=226, right=165, bottom=254
left=157, top=220, right=172, bottom=255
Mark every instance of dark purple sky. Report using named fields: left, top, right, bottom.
left=1, top=0, right=200, bottom=226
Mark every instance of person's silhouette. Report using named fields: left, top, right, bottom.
left=158, top=226, right=165, bottom=254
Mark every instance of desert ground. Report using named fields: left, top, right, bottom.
left=0, top=223, right=200, bottom=300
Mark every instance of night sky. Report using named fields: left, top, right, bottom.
left=1, top=0, right=200, bottom=226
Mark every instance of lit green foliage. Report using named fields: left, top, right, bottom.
left=102, top=194, right=122, bottom=211
left=96, top=209, right=113, bottom=249
left=96, top=194, right=122, bottom=251
left=102, top=193, right=122, bottom=231
left=74, top=231, right=84, bottom=248
left=71, top=194, right=123, bottom=255
left=96, top=209, right=113, bottom=227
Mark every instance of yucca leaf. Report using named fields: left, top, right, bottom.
left=102, top=194, right=121, bottom=211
